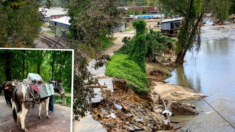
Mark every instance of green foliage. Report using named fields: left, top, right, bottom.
left=132, top=20, right=146, bottom=36
left=0, top=50, right=72, bottom=91
left=135, top=9, right=140, bottom=15
left=229, top=0, right=235, bottom=14
left=142, top=8, right=147, bottom=14
left=105, top=54, right=148, bottom=93
left=128, top=9, right=134, bottom=15
left=115, top=37, right=133, bottom=54
left=67, top=0, right=121, bottom=52
left=212, top=0, right=232, bottom=21
left=119, top=8, right=126, bottom=16
left=0, top=0, right=43, bottom=47
left=161, top=0, right=210, bottom=64
left=98, top=36, right=116, bottom=50
left=129, top=34, right=147, bottom=73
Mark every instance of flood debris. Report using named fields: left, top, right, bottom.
left=170, top=101, right=198, bottom=115
left=90, top=79, right=193, bottom=132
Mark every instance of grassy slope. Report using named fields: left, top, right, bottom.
left=105, top=54, right=149, bottom=93
left=99, top=36, right=117, bottom=50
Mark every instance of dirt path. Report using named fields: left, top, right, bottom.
left=104, top=31, right=135, bottom=55
left=0, top=96, right=71, bottom=132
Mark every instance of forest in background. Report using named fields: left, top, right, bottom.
left=0, top=50, right=72, bottom=93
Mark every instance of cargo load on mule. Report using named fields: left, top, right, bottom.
left=25, top=73, right=54, bottom=102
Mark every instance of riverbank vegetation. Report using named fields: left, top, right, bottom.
left=106, top=19, right=175, bottom=93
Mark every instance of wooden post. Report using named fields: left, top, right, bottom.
left=62, top=96, right=66, bottom=106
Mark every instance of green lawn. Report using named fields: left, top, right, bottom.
left=105, top=54, right=149, bottom=93
left=42, top=28, right=71, bottom=38
left=99, top=36, right=117, bottom=50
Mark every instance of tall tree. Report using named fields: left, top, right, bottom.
left=64, top=0, right=121, bottom=120
left=211, top=0, right=232, bottom=24
left=0, top=0, right=43, bottom=47
left=160, top=0, right=211, bottom=65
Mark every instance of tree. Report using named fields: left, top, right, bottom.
left=229, top=0, right=235, bottom=14
left=160, top=0, right=211, bottom=65
left=142, top=8, right=147, bottom=14
left=135, top=9, right=140, bottom=15
left=131, top=1, right=136, bottom=7
left=67, top=0, right=121, bottom=54
left=211, top=0, right=232, bottom=24
left=65, top=0, right=121, bottom=120
left=128, top=9, right=134, bottom=15
left=0, top=0, right=43, bottom=47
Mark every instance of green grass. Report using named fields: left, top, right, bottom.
left=42, top=28, right=71, bottom=38
left=63, top=87, right=71, bottom=93
left=124, top=28, right=134, bottom=32
left=99, top=36, right=117, bottom=50
left=42, top=30, right=55, bottom=36
left=105, top=54, right=149, bottom=93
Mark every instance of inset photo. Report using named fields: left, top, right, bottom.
left=0, top=48, right=74, bottom=132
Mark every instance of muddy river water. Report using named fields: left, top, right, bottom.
left=166, top=19, right=235, bottom=132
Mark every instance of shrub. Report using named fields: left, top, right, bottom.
left=142, top=9, right=147, bottom=14
left=135, top=9, right=140, bottom=15
left=132, top=19, right=146, bottom=36
left=105, top=54, right=148, bottom=93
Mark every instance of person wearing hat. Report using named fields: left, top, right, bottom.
left=48, top=78, right=54, bottom=113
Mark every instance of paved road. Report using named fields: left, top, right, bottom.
left=0, top=96, right=71, bottom=132
left=73, top=113, right=106, bottom=132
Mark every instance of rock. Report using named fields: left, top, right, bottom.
left=170, top=101, right=198, bottom=115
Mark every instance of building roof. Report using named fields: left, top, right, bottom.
left=42, top=8, right=67, bottom=17
left=50, top=16, right=71, bottom=25
left=161, top=17, right=184, bottom=24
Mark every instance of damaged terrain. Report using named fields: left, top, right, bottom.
left=87, top=77, right=206, bottom=132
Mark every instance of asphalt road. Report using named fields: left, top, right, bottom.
left=0, top=96, right=71, bottom=132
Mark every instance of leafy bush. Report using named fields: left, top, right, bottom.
left=98, top=36, right=116, bottom=50
left=105, top=54, right=148, bottom=93
left=132, top=19, right=146, bottom=36
left=106, top=20, right=175, bottom=93
left=129, top=34, right=147, bottom=73
left=142, top=9, right=147, bottom=14
left=128, top=9, right=134, bottom=15
left=135, top=9, right=140, bottom=15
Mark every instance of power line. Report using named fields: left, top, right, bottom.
left=171, top=69, right=235, bottom=130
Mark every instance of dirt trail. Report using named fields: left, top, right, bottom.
left=104, top=31, right=135, bottom=56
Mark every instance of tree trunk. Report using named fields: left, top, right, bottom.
left=5, top=52, right=12, bottom=81
left=23, top=50, right=25, bottom=79
left=175, top=51, right=187, bottom=65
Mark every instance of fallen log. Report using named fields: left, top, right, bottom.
left=174, top=126, right=182, bottom=130
left=121, top=103, right=130, bottom=112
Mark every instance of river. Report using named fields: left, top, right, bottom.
left=166, top=19, right=235, bottom=132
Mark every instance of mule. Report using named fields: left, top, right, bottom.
left=12, top=79, right=64, bottom=132
left=2, top=80, right=20, bottom=106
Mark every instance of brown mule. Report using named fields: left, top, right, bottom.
left=12, top=79, right=64, bottom=132
left=2, top=80, right=20, bottom=106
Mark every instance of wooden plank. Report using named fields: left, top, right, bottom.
left=54, top=93, right=71, bottom=97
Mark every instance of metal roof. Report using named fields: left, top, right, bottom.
left=42, top=9, right=67, bottom=17
left=50, top=16, right=71, bottom=25
left=161, top=17, right=184, bottom=23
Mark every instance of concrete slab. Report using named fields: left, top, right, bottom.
left=0, top=96, right=71, bottom=132
left=91, top=78, right=114, bottom=103
left=73, top=113, right=106, bottom=132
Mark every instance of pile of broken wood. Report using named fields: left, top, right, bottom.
left=90, top=81, right=182, bottom=132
